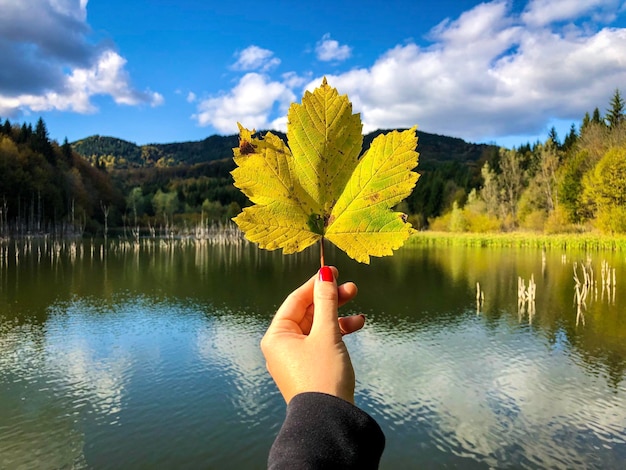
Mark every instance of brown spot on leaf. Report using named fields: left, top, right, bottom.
left=239, top=140, right=256, bottom=155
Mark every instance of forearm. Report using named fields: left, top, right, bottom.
left=268, top=392, right=385, bottom=469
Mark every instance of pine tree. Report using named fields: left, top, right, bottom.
left=33, top=117, right=55, bottom=164
left=563, top=124, right=578, bottom=151
left=592, top=107, right=603, bottom=125
left=18, top=123, right=32, bottom=143
left=61, top=137, right=73, bottom=165
left=605, top=89, right=625, bottom=129
left=581, top=112, right=591, bottom=133
left=547, top=126, right=560, bottom=148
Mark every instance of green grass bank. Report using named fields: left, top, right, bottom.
left=409, top=231, right=626, bottom=252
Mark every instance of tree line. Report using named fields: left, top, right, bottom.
left=0, top=117, right=123, bottom=237
left=1, top=89, right=624, bottom=238
left=0, top=119, right=248, bottom=238
left=430, top=89, right=626, bottom=234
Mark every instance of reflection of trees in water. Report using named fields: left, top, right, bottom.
left=0, top=237, right=314, bottom=321
left=380, top=245, right=626, bottom=389
left=2, top=239, right=625, bottom=386
left=354, top=318, right=626, bottom=469
left=2, top=239, right=626, bottom=468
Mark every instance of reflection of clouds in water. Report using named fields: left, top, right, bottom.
left=0, top=296, right=214, bottom=468
left=44, top=301, right=138, bottom=420
left=195, top=313, right=274, bottom=421
left=0, top=303, right=126, bottom=468
left=41, top=298, right=277, bottom=467
left=350, top=315, right=626, bottom=468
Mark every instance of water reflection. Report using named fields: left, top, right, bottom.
left=351, top=315, right=626, bottom=469
left=1, top=239, right=626, bottom=468
left=0, top=293, right=280, bottom=469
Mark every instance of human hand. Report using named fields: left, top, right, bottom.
left=260, top=266, right=365, bottom=404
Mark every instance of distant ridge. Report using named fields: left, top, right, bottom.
left=72, top=129, right=497, bottom=170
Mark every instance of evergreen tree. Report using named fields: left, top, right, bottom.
left=547, top=126, right=560, bottom=148
left=517, top=142, right=531, bottom=154
left=33, top=117, right=55, bottom=164
left=34, top=117, right=49, bottom=141
left=581, top=112, right=591, bottom=132
left=592, top=107, right=603, bottom=125
left=18, top=123, right=32, bottom=143
left=605, top=89, right=625, bottom=129
left=559, top=150, right=587, bottom=223
left=61, top=137, right=73, bottom=165
left=563, top=124, right=578, bottom=151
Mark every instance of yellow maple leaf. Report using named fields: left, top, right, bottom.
left=231, top=78, right=420, bottom=264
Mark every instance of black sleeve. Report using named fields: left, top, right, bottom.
left=268, top=392, right=385, bottom=469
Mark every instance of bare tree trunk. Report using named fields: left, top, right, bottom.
left=101, top=201, right=110, bottom=241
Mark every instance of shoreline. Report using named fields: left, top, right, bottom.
left=409, top=231, right=626, bottom=251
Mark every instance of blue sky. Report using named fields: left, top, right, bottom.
left=1, top=0, right=626, bottom=148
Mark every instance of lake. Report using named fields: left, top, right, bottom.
left=1, top=238, right=625, bottom=469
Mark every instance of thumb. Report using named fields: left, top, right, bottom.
left=310, top=266, right=341, bottom=339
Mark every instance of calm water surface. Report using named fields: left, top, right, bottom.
left=1, top=239, right=626, bottom=469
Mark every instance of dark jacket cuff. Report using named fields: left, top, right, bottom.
left=268, top=392, right=385, bottom=469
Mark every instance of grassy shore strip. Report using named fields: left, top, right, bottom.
left=408, top=231, right=626, bottom=251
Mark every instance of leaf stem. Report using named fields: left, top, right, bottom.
left=320, top=237, right=326, bottom=267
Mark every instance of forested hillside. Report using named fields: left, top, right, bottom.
left=72, top=129, right=492, bottom=169
left=2, top=88, right=624, bottom=238
left=430, top=90, right=626, bottom=234
left=70, top=128, right=497, bottom=233
left=72, top=134, right=241, bottom=168
left=0, top=118, right=123, bottom=236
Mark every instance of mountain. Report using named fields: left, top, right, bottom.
left=71, top=130, right=497, bottom=170
left=72, top=135, right=142, bottom=166
left=71, top=134, right=241, bottom=168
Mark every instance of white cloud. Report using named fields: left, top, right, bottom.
left=231, top=45, right=281, bottom=72
left=315, top=33, right=352, bottom=62
left=196, top=316, right=269, bottom=418
left=302, top=0, right=626, bottom=142
left=187, top=91, right=197, bottom=103
left=193, top=0, right=626, bottom=144
left=522, top=0, right=623, bottom=27
left=192, top=73, right=295, bottom=133
left=49, top=0, right=89, bottom=21
left=281, top=71, right=309, bottom=89
left=0, top=50, right=164, bottom=116
left=69, top=50, right=164, bottom=108
left=0, top=0, right=162, bottom=117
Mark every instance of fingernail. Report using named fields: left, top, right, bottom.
left=319, top=266, right=334, bottom=282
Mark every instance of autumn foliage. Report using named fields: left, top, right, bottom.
left=429, top=89, right=626, bottom=235
left=231, top=79, right=419, bottom=264
left=0, top=118, right=123, bottom=236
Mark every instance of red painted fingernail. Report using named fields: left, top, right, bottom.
left=319, top=266, right=334, bottom=282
